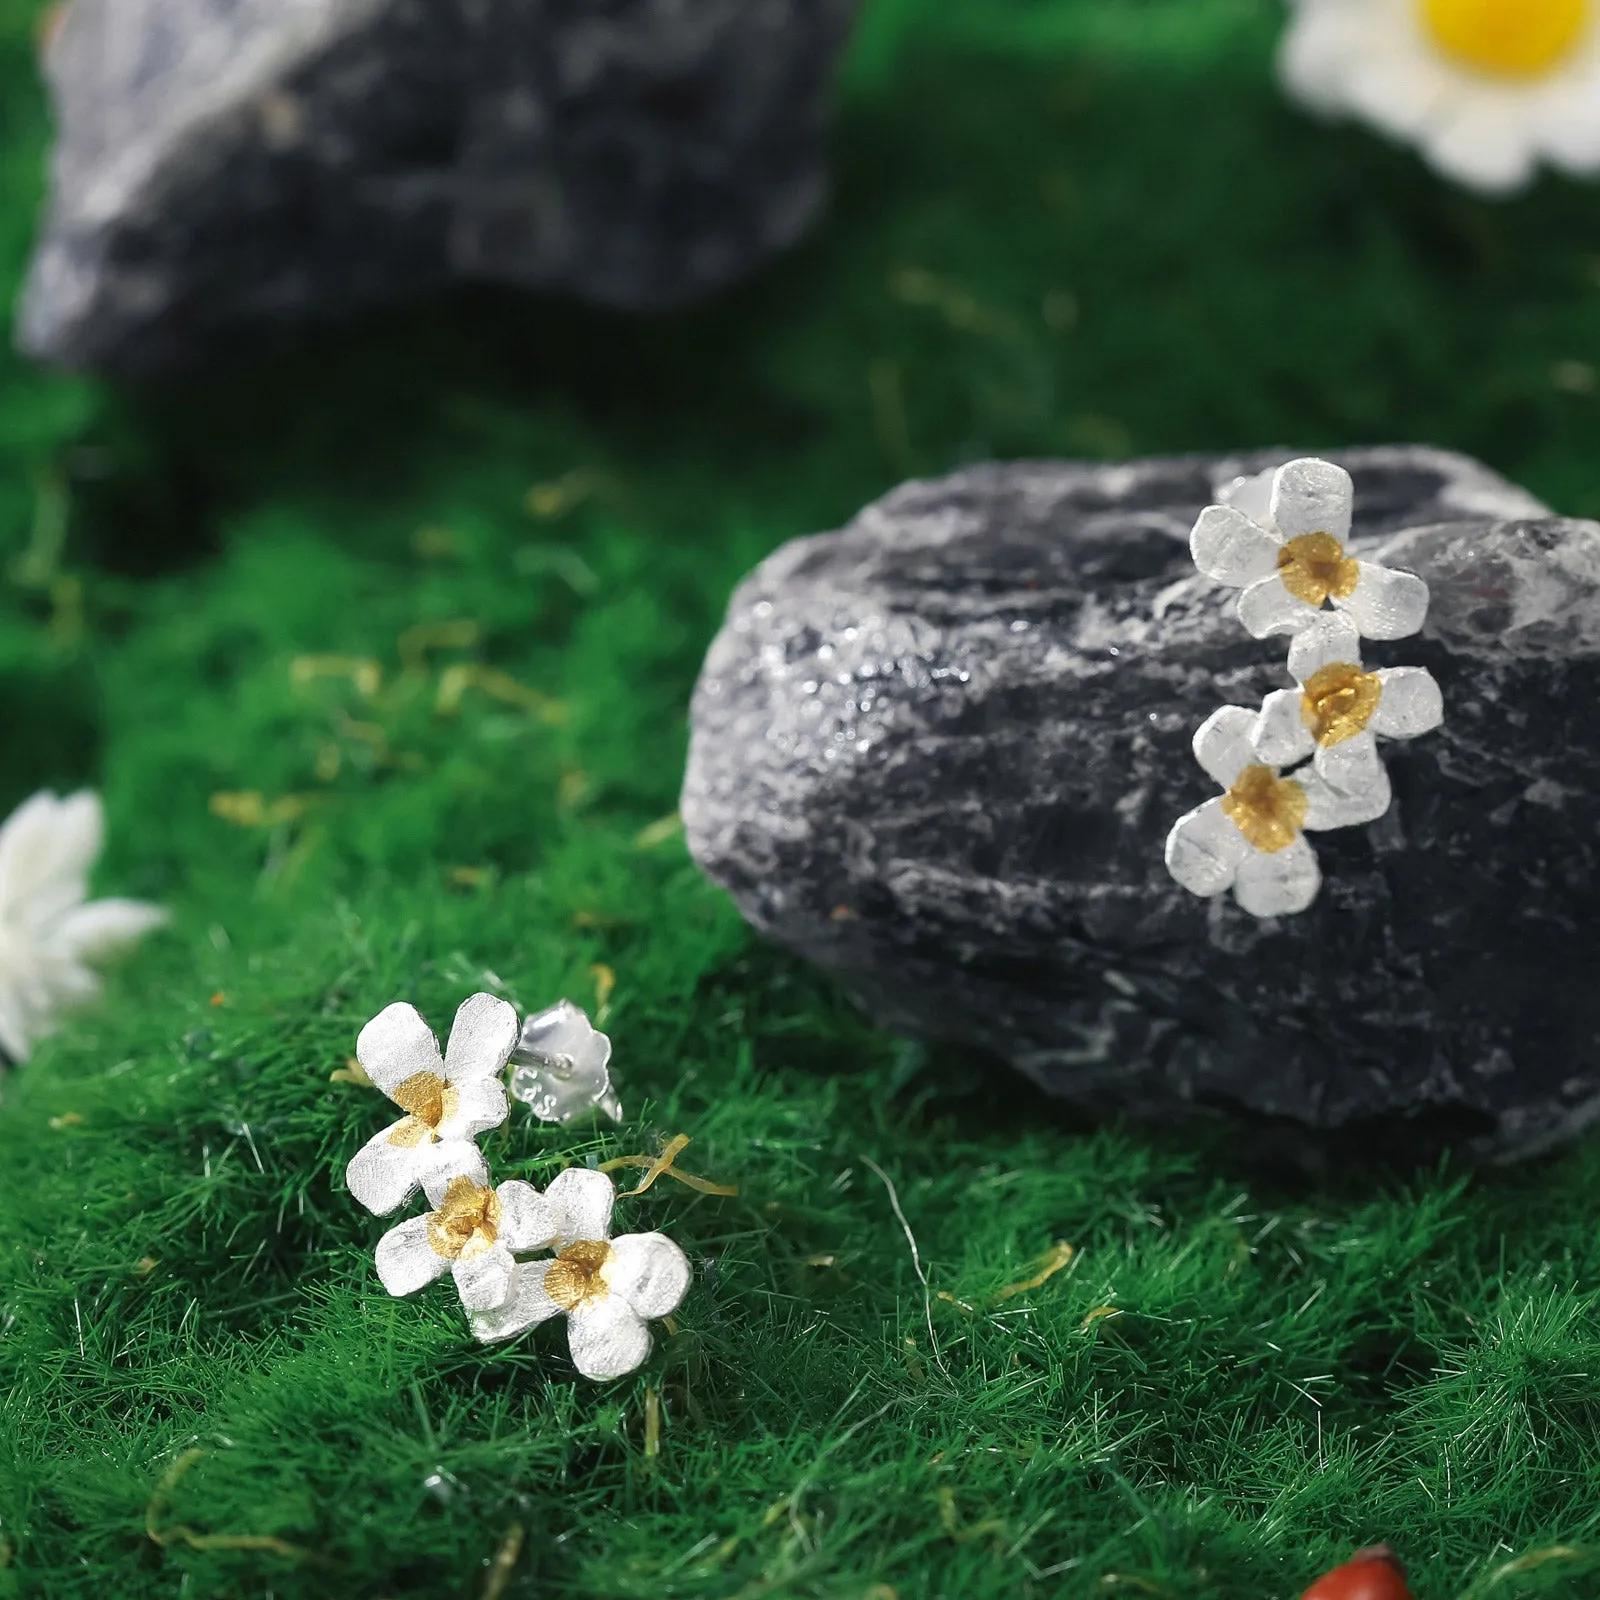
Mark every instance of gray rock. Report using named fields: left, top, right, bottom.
left=681, top=446, right=1600, bottom=1164
left=18, top=0, right=857, bottom=373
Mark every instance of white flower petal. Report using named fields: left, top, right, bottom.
left=567, top=1295, right=653, bottom=1380
left=544, top=1166, right=616, bottom=1246
left=375, top=1215, right=451, bottom=1297
left=437, top=1076, right=508, bottom=1143
left=1190, top=505, right=1281, bottom=587
left=357, top=1001, right=446, bottom=1096
left=1192, top=704, right=1261, bottom=789
left=496, top=1180, right=558, bottom=1253
left=419, top=1142, right=491, bottom=1206
left=1315, top=730, right=1385, bottom=796
left=1233, top=837, right=1322, bottom=919
left=471, top=1259, right=563, bottom=1343
left=453, top=1243, right=515, bottom=1312
left=1302, top=763, right=1392, bottom=830
left=346, top=1123, right=429, bottom=1215
left=1254, top=689, right=1317, bottom=769
left=50, top=897, right=168, bottom=962
left=1371, top=667, right=1444, bottom=740
left=1425, top=99, right=1539, bottom=196
left=1336, top=563, right=1429, bottom=640
left=0, top=791, right=102, bottom=925
left=1271, top=458, right=1353, bottom=542
left=0, top=976, right=34, bottom=1062
left=1287, top=611, right=1363, bottom=682
left=605, top=1232, right=692, bottom=1320
left=1165, top=798, right=1250, bottom=899
left=1238, top=574, right=1319, bottom=639
left=1219, top=466, right=1276, bottom=524
left=443, top=991, right=520, bottom=1083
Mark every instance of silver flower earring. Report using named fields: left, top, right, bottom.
left=1165, top=458, right=1444, bottom=919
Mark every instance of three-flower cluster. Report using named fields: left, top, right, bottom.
left=345, top=992, right=689, bottom=1380
left=1164, top=458, right=1444, bottom=919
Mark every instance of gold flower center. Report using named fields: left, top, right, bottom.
left=386, top=1070, right=460, bottom=1148
left=544, top=1239, right=614, bottom=1311
left=426, top=1176, right=502, bottom=1261
left=1221, top=765, right=1309, bottom=854
left=1301, top=662, right=1384, bottom=747
left=1422, top=0, right=1587, bottom=78
left=1276, top=533, right=1361, bottom=607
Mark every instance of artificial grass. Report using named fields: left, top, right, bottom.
left=1, top=0, right=1599, bottom=1594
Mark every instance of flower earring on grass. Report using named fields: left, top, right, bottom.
left=346, top=991, right=690, bottom=1379
left=375, top=1163, right=555, bottom=1314
left=345, top=992, right=515, bottom=1215
left=511, top=999, right=623, bottom=1124
left=471, top=1166, right=691, bottom=1381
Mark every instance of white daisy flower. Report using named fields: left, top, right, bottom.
left=1253, top=611, right=1445, bottom=793
left=1165, top=705, right=1392, bottom=918
left=1191, top=457, right=1430, bottom=641
left=375, top=1162, right=557, bottom=1315
left=510, top=999, right=624, bottom=1124
left=345, top=993, right=515, bottom=1216
left=471, top=1166, right=691, bottom=1381
left=1279, top=0, right=1600, bottom=195
left=0, top=790, right=166, bottom=1062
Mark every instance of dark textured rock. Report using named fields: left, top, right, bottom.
left=18, top=0, right=857, bottom=373
left=681, top=446, right=1600, bottom=1163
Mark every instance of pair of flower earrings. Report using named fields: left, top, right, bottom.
left=1164, top=457, right=1444, bottom=919
left=344, top=992, right=690, bottom=1381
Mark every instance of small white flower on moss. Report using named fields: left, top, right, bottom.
left=1191, top=458, right=1429, bottom=641
left=375, top=1161, right=556, bottom=1314
left=0, top=790, right=166, bottom=1062
left=1253, top=611, right=1444, bottom=793
left=511, top=999, right=623, bottom=1124
left=1279, top=0, right=1600, bottom=197
left=345, top=993, right=515, bottom=1215
left=1165, top=705, right=1392, bottom=918
left=472, top=1166, right=691, bottom=1381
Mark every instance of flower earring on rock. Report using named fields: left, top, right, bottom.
left=511, top=999, right=623, bottom=1124
left=1166, top=458, right=1444, bottom=920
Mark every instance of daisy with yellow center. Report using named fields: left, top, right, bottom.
left=1253, top=612, right=1444, bottom=792
left=1191, top=458, right=1430, bottom=642
left=471, top=1167, right=692, bottom=1381
left=1279, top=0, right=1600, bottom=194
left=344, top=992, right=516, bottom=1216
left=375, top=1169, right=557, bottom=1313
left=1165, top=704, right=1392, bottom=918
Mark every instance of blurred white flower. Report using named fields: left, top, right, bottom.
left=472, top=1166, right=690, bottom=1380
left=1280, top=0, right=1600, bottom=195
left=1165, top=705, right=1392, bottom=918
left=0, top=790, right=165, bottom=1061
left=345, top=993, right=514, bottom=1215
left=1192, top=458, right=1429, bottom=641
left=1254, top=611, right=1444, bottom=793
left=511, top=999, right=623, bottom=1123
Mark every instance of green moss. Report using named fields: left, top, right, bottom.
left=2, top=0, right=1600, bottom=1594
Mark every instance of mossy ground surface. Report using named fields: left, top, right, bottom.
left=2, top=1, right=1600, bottom=1596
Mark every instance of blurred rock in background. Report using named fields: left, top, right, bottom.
left=17, top=0, right=859, bottom=373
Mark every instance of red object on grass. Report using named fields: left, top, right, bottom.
left=1298, top=1546, right=1413, bottom=1600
